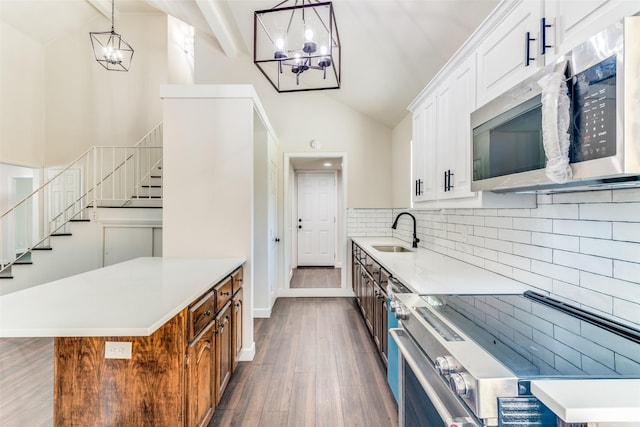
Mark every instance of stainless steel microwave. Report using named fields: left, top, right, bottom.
left=471, top=17, right=640, bottom=193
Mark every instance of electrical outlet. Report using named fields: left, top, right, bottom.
left=105, top=341, right=132, bottom=359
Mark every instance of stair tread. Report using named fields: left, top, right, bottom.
left=141, top=185, right=162, bottom=188
left=51, top=233, right=72, bottom=236
left=32, top=247, right=53, bottom=251
left=150, top=175, right=162, bottom=178
left=131, top=196, right=162, bottom=199
left=14, top=261, right=33, bottom=265
left=70, top=219, right=90, bottom=222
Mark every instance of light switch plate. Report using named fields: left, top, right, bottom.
left=105, top=341, right=132, bottom=359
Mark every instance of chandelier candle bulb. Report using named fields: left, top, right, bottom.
left=303, top=28, right=317, bottom=53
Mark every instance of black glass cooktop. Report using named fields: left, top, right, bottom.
left=419, top=292, right=640, bottom=379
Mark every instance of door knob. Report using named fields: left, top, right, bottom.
left=275, top=237, right=280, bottom=243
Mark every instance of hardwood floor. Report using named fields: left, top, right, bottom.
left=209, top=297, right=397, bottom=427
left=290, top=267, right=341, bottom=289
left=0, top=298, right=396, bottom=427
left=0, top=337, right=53, bottom=427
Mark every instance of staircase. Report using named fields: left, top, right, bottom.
left=0, top=124, right=163, bottom=289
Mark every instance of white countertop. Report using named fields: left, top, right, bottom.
left=351, top=237, right=530, bottom=294
left=352, top=237, right=640, bottom=424
left=0, top=257, right=245, bottom=337
left=531, top=379, right=640, bottom=423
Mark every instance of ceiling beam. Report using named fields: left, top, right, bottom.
left=194, top=0, right=238, bottom=57
left=87, top=0, right=119, bottom=21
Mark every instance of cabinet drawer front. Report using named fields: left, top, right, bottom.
left=215, top=276, right=233, bottom=313
left=189, top=291, right=215, bottom=341
left=231, top=267, right=243, bottom=295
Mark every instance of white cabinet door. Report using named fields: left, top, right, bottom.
left=476, top=0, right=543, bottom=107
left=448, top=54, right=477, bottom=200
left=545, top=0, right=640, bottom=61
left=411, top=95, right=437, bottom=203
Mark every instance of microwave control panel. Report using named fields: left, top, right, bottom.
left=571, top=55, right=617, bottom=163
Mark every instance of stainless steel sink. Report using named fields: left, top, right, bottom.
left=372, top=245, right=413, bottom=253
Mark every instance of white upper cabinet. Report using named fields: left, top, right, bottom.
left=436, top=54, right=476, bottom=201
left=476, top=0, right=544, bottom=108
left=412, top=93, right=436, bottom=203
left=544, top=0, right=640, bottom=61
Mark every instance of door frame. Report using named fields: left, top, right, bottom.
left=281, top=152, right=352, bottom=297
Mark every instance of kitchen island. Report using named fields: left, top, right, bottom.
left=0, top=257, right=246, bottom=427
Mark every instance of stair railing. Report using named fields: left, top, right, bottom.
left=0, top=123, right=162, bottom=275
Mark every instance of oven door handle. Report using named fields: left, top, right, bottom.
left=390, top=328, right=480, bottom=427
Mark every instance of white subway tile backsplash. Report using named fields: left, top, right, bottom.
left=530, top=204, right=579, bottom=219
left=613, top=222, right=640, bottom=243
left=554, top=250, right=612, bottom=276
left=614, top=298, right=640, bottom=326
left=512, top=217, right=553, bottom=232
left=580, top=203, right=640, bottom=222
left=485, top=216, right=513, bottom=229
left=552, top=190, right=612, bottom=204
left=580, top=237, right=640, bottom=264
left=485, top=237, right=513, bottom=253
left=498, top=229, right=531, bottom=244
left=349, top=188, right=640, bottom=328
left=498, top=252, right=531, bottom=271
left=497, top=208, right=531, bottom=218
left=531, top=232, right=580, bottom=252
left=552, top=280, right=613, bottom=314
left=580, top=272, right=639, bottom=303
left=531, top=260, right=580, bottom=285
left=612, top=187, right=640, bottom=202
left=614, top=260, right=640, bottom=283
left=553, top=219, right=612, bottom=239
left=474, top=226, right=498, bottom=239
left=512, top=269, right=553, bottom=292
left=512, top=243, right=553, bottom=262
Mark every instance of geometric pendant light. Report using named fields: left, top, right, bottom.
left=89, top=0, right=134, bottom=71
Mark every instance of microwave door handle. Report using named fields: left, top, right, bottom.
left=390, top=329, right=480, bottom=427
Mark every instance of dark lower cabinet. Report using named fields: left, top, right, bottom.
left=187, top=321, right=215, bottom=427
left=352, top=242, right=389, bottom=367
left=215, top=302, right=233, bottom=404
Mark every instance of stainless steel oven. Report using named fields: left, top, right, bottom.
left=391, top=328, right=480, bottom=427
left=390, top=291, right=640, bottom=427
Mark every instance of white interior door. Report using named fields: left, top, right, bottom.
left=47, top=168, right=81, bottom=234
left=296, top=172, right=335, bottom=266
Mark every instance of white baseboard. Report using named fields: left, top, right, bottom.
left=253, top=307, right=272, bottom=318
left=238, top=342, right=255, bottom=361
left=278, top=287, right=355, bottom=298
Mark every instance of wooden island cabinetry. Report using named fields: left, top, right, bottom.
left=53, top=265, right=244, bottom=427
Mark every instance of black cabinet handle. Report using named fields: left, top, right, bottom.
left=415, top=179, right=423, bottom=196
left=448, top=170, right=454, bottom=191
left=525, top=32, right=536, bottom=66
left=541, top=17, right=552, bottom=55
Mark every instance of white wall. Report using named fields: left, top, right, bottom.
left=391, top=113, right=412, bottom=209
left=193, top=31, right=393, bottom=209
left=167, top=16, right=194, bottom=84
left=161, top=90, right=257, bottom=359
left=0, top=23, right=45, bottom=167
left=42, top=13, right=167, bottom=167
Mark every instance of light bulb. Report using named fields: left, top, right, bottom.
left=275, top=38, right=285, bottom=50
left=305, top=28, right=314, bottom=41
left=320, top=45, right=328, bottom=56
left=294, top=52, right=301, bottom=63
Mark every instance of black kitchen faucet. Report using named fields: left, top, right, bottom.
left=391, top=212, right=420, bottom=248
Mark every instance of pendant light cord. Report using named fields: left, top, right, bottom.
left=111, top=0, right=115, bottom=32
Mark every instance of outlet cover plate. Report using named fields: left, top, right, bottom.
left=105, top=341, right=132, bottom=359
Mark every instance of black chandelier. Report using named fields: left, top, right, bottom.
left=254, top=0, right=341, bottom=92
left=89, top=0, right=134, bottom=71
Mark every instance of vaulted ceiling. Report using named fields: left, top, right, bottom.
left=1, top=0, right=499, bottom=128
